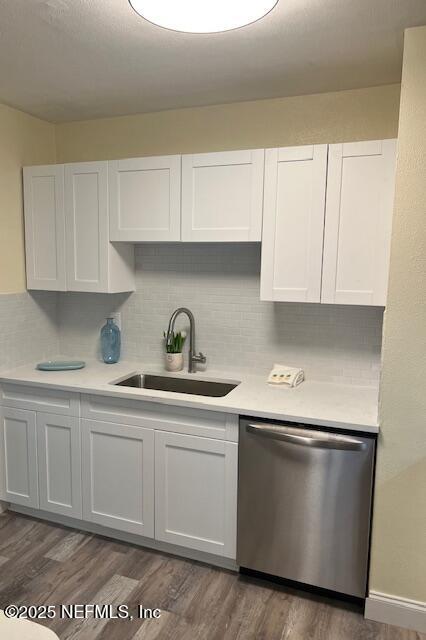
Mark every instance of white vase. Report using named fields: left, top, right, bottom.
left=165, top=352, right=183, bottom=372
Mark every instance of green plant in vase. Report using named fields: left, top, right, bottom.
left=163, top=330, right=186, bottom=371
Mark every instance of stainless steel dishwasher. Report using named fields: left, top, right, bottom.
left=237, top=418, right=376, bottom=598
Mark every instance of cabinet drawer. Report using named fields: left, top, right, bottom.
left=0, top=384, right=80, bottom=417
left=82, top=394, right=238, bottom=442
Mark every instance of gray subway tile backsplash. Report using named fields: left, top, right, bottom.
left=0, top=245, right=383, bottom=385
left=0, top=291, right=59, bottom=371
left=58, top=244, right=383, bottom=385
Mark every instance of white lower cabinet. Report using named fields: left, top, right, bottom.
left=0, top=407, right=39, bottom=508
left=0, top=385, right=238, bottom=563
left=81, top=419, right=155, bottom=537
left=37, top=412, right=82, bottom=519
left=154, top=430, right=238, bottom=558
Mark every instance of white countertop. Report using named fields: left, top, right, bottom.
left=0, top=359, right=379, bottom=433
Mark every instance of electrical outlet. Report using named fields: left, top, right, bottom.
left=110, top=311, right=122, bottom=331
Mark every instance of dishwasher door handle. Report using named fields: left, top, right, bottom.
left=246, top=423, right=367, bottom=451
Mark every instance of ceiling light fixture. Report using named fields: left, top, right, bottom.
left=128, top=0, right=279, bottom=34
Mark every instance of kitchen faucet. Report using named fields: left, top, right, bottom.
left=166, top=307, right=206, bottom=373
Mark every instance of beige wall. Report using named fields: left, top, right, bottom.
left=369, top=26, right=426, bottom=603
left=55, top=84, right=400, bottom=162
left=0, top=104, right=56, bottom=293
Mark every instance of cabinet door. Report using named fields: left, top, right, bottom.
left=81, top=420, right=154, bottom=537
left=155, top=431, right=237, bottom=558
left=23, top=164, right=66, bottom=291
left=182, top=149, right=264, bottom=242
left=37, top=413, right=82, bottom=518
left=0, top=407, right=38, bottom=508
left=109, top=156, right=181, bottom=242
left=260, top=145, right=328, bottom=302
left=322, top=139, right=397, bottom=306
left=65, top=161, right=109, bottom=292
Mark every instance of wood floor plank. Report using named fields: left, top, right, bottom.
left=248, top=588, right=297, bottom=640
left=93, top=553, right=176, bottom=640
left=0, top=519, right=69, bottom=607
left=131, top=610, right=193, bottom=640
left=0, top=513, right=423, bottom=640
left=0, top=512, right=11, bottom=529
left=174, top=566, right=241, bottom=635
left=280, top=597, right=333, bottom=640
left=12, top=536, right=119, bottom=606
left=114, top=546, right=169, bottom=585
left=154, top=562, right=225, bottom=618
left=94, top=551, right=199, bottom=640
left=380, top=624, right=426, bottom=640
left=33, top=540, right=134, bottom=637
left=0, top=514, right=59, bottom=558
left=123, top=553, right=201, bottom=614
left=220, top=577, right=280, bottom=640
left=60, top=573, right=139, bottom=640
left=45, top=531, right=93, bottom=562
left=328, top=599, right=384, bottom=640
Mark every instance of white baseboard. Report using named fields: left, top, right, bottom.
left=365, top=591, right=426, bottom=633
left=0, top=501, right=9, bottom=515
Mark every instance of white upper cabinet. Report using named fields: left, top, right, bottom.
left=24, top=141, right=396, bottom=303
left=23, top=165, right=67, bottom=291
left=64, top=161, right=134, bottom=293
left=260, top=145, right=328, bottom=302
left=181, top=149, right=265, bottom=242
left=65, top=161, right=108, bottom=292
left=23, top=162, right=134, bottom=293
left=109, top=155, right=181, bottom=242
left=322, top=139, right=397, bottom=306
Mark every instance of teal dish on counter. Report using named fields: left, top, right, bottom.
left=36, top=361, right=86, bottom=371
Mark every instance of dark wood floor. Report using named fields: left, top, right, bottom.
left=0, top=512, right=423, bottom=640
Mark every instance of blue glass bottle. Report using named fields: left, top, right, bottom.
left=101, top=318, right=121, bottom=364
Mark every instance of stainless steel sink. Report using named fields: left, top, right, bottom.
left=114, top=374, right=239, bottom=397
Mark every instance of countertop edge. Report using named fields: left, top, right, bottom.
left=0, top=373, right=380, bottom=435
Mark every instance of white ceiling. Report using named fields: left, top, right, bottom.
left=1, top=0, right=425, bottom=123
